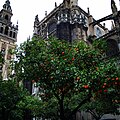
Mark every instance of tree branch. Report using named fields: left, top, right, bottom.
left=68, top=93, right=92, bottom=119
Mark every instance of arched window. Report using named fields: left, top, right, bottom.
left=0, top=27, right=3, bottom=33
left=4, top=26, right=9, bottom=35
left=106, top=39, right=119, bottom=56
left=96, top=27, right=102, bottom=38
left=48, top=22, right=56, bottom=34
left=10, top=31, right=12, bottom=37
left=5, top=15, right=9, bottom=20
left=13, top=32, right=16, bottom=38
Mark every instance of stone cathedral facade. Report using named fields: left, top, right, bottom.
left=0, top=0, right=18, bottom=79
left=33, top=0, right=120, bottom=58
left=33, top=0, right=108, bottom=43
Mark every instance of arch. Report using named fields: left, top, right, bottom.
left=47, top=19, right=57, bottom=35
left=106, top=39, right=119, bottom=56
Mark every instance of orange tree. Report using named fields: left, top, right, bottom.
left=73, top=40, right=120, bottom=119
left=14, top=37, right=119, bottom=120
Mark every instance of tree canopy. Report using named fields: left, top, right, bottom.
left=14, top=37, right=120, bottom=120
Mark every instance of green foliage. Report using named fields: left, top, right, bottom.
left=36, top=97, right=59, bottom=120
left=14, top=37, right=120, bottom=120
left=0, top=79, right=41, bottom=120
left=0, top=80, right=24, bottom=120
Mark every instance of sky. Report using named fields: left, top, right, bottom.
left=0, top=0, right=120, bottom=45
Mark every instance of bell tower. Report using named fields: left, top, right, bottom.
left=1, top=0, right=12, bottom=23
left=0, top=0, right=18, bottom=79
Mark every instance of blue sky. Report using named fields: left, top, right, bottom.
left=0, top=0, right=120, bottom=45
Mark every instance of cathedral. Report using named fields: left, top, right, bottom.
left=33, top=0, right=108, bottom=42
left=0, top=0, right=18, bottom=79
left=33, top=0, right=119, bottom=57
left=0, top=0, right=119, bottom=119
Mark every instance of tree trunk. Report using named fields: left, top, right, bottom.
left=68, top=93, right=92, bottom=119
left=87, top=110, right=101, bottom=120
left=23, top=109, right=32, bottom=120
left=2, top=108, right=9, bottom=120
left=59, top=99, right=65, bottom=120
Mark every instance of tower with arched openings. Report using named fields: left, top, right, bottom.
left=0, top=0, right=18, bottom=79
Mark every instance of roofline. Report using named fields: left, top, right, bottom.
left=38, top=3, right=63, bottom=25
left=37, top=1, right=108, bottom=30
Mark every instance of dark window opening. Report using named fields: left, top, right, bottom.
left=0, top=27, right=3, bottom=33
left=4, top=26, right=9, bottom=35
left=10, top=31, right=12, bottom=37
left=13, top=32, right=16, bottom=38
left=5, top=15, right=9, bottom=20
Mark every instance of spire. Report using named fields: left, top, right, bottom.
left=87, top=7, right=90, bottom=15
left=45, top=11, right=47, bottom=16
left=34, top=15, right=39, bottom=35
left=111, top=20, right=115, bottom=29
left=3, top=0, right=12, bottom=13
left=34, top=15, right=39, bottom=23
left=55, top=2, right=57, bottom=7
left=111, top=0, right=118, bottom=15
